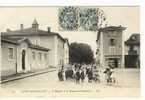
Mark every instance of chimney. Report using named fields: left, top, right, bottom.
left=47, top=27, right=51, bottom=32
left=32, top=19, right=39, bottom=29
left=20, top=24, right=24, bottom=30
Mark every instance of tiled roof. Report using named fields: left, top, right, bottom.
left=1, top=28, right=66, bottom=42
left=125, top=34, right=140, bottom=45
left=29, top=44, right=49, bottom=51
left=1, top=36, right=23, bottom=45
left=1, top=36, right=49, bottom=51
left=97, top=26, right=126, bottom=41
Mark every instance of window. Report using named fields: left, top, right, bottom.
left=32, top=51, right=35, bottom=60
left=35, top=39, right=40, bottom=45
left=36, top=40, right=38, bottom=45
left=109, top=46, right=116, bottom=55
left=8, top=48, right=14, bottom=59
left=110, top=39, right=115, bottom=46
left=44, top=53, right=47, bottom=60
left=39, top=52, right=42, bottom=60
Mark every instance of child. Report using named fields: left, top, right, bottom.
left=103, top=68, right=112, bottom=83
left=87, top=68, right=93, bottom=83
left=80, top=68, right=85, bottom=82
left=58, top=69, right=64, bottom=81
left=93, top=69, right=100, bottom=83
left=75, top=68, right=81, bottom=84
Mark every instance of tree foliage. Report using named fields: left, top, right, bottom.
left=69, top=42, right=94, bottom=64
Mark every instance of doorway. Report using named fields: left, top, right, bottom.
left=108, top=58, right=118, bottom=68
left=22, top=49, right=26, bottom=70
left=114, top=59, right=118, bottom=68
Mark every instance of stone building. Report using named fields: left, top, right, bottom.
left=1, top=37, right=49, bottom=77
left=125, top=34, right=140, bottom=68
left=96, top=26, right=126, bottom=68
left=1, top=19, right=69, bottom=77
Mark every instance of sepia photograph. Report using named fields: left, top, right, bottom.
left=0, top=6, right=140, bottom=97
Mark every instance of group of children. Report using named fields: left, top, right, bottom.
left=58, top=64, right=116, bottom=84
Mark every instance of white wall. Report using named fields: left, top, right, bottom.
left=1, top=42, right=17, bottom=77
left=5, top=34, right=68, bottom=67
left=64, top=41, right=69, bottom=65
left=16, top=42, right=30, bottom=73
left=29, top=49, right=49, bottom=71
left=8, top=35, right=55, bottom=67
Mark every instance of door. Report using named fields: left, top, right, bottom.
left=22, top=49, right=26, bottom=70
left=125, top=55, right=139, bottom=68
left=108, top=58, right=118, bottom=68
left=114, top=59, right=118, bottom=68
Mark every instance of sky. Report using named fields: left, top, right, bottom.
left=0, top=7, right=139, bottom=55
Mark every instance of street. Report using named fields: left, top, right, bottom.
left=0, top=69, right=140, bottom=97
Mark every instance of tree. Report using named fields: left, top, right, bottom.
left=69, top=42, right=95, bottom=64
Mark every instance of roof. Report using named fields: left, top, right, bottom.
left=1, top=28, right=66, bottom=42
left=1, top=37, right=49, bottom=51
left=97, top=25, right=126, bottom=41
left=29, top=44, right=49, bottom=51
left=1, top=36, right=23, bottom=45
left=98, top=26, right=126, bottom=32
left=32, top=19, right=38, bottom=25
left=125, top=34, right=140, bottom=46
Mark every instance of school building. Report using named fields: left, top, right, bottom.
left=1, top=19, right=69, bottom=77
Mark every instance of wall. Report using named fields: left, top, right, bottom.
left=56, top=36, right=65, bottom=66
left=103, top=30, right=123, bottom=56
left=134, top=45, right=140, bottom=56
left=1, top=39, right=50, bottom=77
left=29, top=48, right=49, bottom=71
left=125, top=45, right=129, bottom=55
left=97, top=30, right=124, bottom=68
left=17, top=39, right=50, bottom=71
left=5, top=34, right=67, bottom=68
left=16, top=41, right=30, bottom=73
left=64, top=41, right=69, bottom=65
left=8, top=35, right=55, bottom=67
left=124, top=44, right=140, bottom=68
left=1, top=42, right=17, bottom=77
left=39, top=35, right=56, bottom=67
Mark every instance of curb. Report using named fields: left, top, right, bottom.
left=1, top=69, right=56, bottom=84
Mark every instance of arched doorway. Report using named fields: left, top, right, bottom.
left=22, top=49, right=26, bottom=70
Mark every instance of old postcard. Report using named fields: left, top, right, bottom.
left=0, top=6, right=140, bottom=97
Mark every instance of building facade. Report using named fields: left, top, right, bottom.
left=96, top=26, right=126, bottom=68
left=64, top=39, right=69, bottom=65
left=1, top=37, right=49, bottom=77
left=1, top=19, right=69, bottom=77
left=125, top=34, right=140, bottom=68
